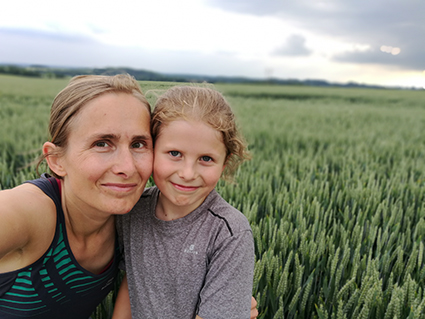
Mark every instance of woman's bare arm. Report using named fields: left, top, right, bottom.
left=0, top=184, right=55, bottom=272
left=112, top=274, right=132, bottom=319
left=0, top=188, right=33, bottom=257
left=250, top=296, right=259, bottom=318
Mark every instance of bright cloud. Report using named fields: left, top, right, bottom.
left=1, top=0, right=424, bottom=88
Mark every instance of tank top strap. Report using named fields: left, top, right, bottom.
left=25, top=173, right=64, bottom=224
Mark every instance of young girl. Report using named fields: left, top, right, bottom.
left=115, top=86, right=255, bottom=318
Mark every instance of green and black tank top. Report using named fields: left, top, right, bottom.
left=0, top=175, right=120, bottom=318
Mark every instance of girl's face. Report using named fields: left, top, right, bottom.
left=56, top=92, right=153, bottom=217
left=153, top=119, right=227, bottom=217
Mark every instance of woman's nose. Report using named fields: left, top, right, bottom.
left=112, top=148, right=137, bottom=177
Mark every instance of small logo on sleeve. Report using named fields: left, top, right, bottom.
left=184, top=244, right=198, bottom=254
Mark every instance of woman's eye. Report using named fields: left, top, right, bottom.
left=132, top=142, right=145, bottom=149
left=201, top=156, right=213, bottom=162
left=95, top=141, right=109, bottom=148
left=169, top=151, right=181, bottom=157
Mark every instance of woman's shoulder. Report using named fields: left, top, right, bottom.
left=1, top=182, right=56, bottom=213
left=142, top=186, right=159, bottom=197
left=131, top=186, right=159, bottom=207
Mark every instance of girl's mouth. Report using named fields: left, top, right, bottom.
left=171, top=182, right=199, bottom=192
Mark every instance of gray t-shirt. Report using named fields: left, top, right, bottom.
left=117, top=186, right=255, bottom=319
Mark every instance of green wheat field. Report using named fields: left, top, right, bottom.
left=1, top=74, right=425, bottom=319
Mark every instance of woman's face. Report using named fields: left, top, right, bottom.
left=57, top=92, right=153, bottom=217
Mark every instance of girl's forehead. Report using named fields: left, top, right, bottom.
left=155, top=119, right=226, bottom=157
left=158, top=118, right=215, bottom=134
left=159, top=119, right=223, bottom=143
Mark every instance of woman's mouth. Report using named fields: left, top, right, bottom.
left=103, top=183, right=138, bottom=193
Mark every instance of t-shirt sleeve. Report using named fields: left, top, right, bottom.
left=196, top=229, right=255, bottom=319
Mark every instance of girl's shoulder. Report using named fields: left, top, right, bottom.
left=206, top=190, right=252, bottom=233
left=133, top=186, right=159, bottom=207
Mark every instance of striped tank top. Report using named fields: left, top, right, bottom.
left=0, top=175, right=120, bottom=318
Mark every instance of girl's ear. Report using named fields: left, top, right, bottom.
left=43, top=142, right=67, bottom=177
left=222, top=154, right=231, bottom=172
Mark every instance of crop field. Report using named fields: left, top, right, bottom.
left=1, top=74, right=425, bottom=318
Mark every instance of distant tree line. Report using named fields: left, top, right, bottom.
left=0, top=65, right=44, bottom=77
left=0, top=65, right=187, bottom=82
left=0, top=64, right=398, bottom=89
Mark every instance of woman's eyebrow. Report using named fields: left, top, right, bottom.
left=133, top=134, right=152, bottom=141
left=87, top=133, right=118, bottom=141
left=89, top=134, right=151, bottom=140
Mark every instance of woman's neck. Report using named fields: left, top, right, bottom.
left=60, top=183, right=115, bottom=239
left=61, top=187, right=116, bottom=274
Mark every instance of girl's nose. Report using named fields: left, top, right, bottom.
left=178, top=161, right=197, bottom=180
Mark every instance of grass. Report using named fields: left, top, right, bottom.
left=1, top=74, right=425, bottom=318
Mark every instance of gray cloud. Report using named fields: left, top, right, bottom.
left=0, top=28, right=96, bottom=67
left=273, top=34, right=312, bottom=56
left=333, top=45, right=423, bottom=71
left=206, top=0, right=425, bottom=70
left=0, top=27, right=264, bottom=77
left=0, top=27, right=95, bottom=44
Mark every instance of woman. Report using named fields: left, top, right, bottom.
left=0, top=74, right=258, bottom=319
left=0, top=74, right=153, bottom=318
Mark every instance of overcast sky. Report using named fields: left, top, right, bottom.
left=1, top=0, right=424, bottom=88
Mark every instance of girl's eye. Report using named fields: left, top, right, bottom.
left=200, top=156, right=213, bottom=162
left=169, top=151, right=181, bottom=157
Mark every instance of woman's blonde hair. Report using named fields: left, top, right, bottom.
left=38, top=74, right=150, bottom=178
left=151, top=86, right=249, bottom=181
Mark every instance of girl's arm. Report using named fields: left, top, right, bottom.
left=112, top=274, right=132, bottom=319
left=196, top=228, right=255, bottom=319
left=195, top=297, right=258, bottom=319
